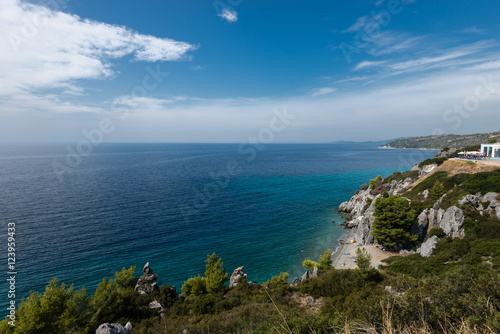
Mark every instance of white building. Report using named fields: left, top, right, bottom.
left=481, top=143, right=500, bottom=159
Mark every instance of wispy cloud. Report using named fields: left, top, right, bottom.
left=218, top=8, right=238, bottom=23
left=459, top=25, right=486, bottom=34
left=312, top=87, right=337, bottom=96
left=0, top=0, right=196, bottom=97
left=353, top=60, right=385, bottom=71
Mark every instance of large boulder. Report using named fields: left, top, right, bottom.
left=417, top=236, right=440, bottom=257
left=439, top=206, right=465, bottom=238
left=482, top=192, right=499, bottom=203
left=96, top=322, right=132, bottom=334
left=229, top=266, right=247, bottom=288
left=135, top=262, right=158, bottom=296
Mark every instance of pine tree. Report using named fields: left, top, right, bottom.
left=431, top=180, right=445, bottom=199
left=371, top=195, right=417, bottom=247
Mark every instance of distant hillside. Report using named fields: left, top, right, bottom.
left=382, top=131, right=500, bottom=149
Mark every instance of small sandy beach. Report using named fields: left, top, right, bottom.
left=331, top=229, right=403, bottom=270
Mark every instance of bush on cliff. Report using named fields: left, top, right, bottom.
left=371, top=195, right=418, bottom=248
left=302, top=249, right=333, bottom=272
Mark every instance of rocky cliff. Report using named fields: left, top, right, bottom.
left=337, top=157, right=500, bottom=257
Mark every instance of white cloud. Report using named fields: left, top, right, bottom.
left=353, top=60, right=385, bottom=71
left=218, top=8, right=238, bottom=23
left=0, top=0, right=196, bottom=97
left=312, top=87, right=337, bottom=96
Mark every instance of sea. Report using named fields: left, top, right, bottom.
left=0, top=143, right=437, bottom=310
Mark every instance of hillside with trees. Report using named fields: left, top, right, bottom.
left=382, top=131, right=500, bottom=149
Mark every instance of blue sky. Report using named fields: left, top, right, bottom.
left=1, top=0, right=500, bottom=142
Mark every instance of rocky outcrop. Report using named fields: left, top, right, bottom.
left=417, top=236, right=440, bottom=257
left=301, top=271, right=309, bottom=281
left=96, top=322, right=132, bottom=334
left=311, top=266, right=318, bottom=279
left=411, top=210, right=430, bottom=241
left=149, top=300, right=164, bottom=315
left=290, top=277, right=301, bottom=286
left=135, top=262, right=158, bottom=296
left=439, top=206, right=465, bottom=238
left=229, top=266, right=247, bottom=288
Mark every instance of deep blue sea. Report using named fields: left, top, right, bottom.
left=0, top=143, right=437, bottom=310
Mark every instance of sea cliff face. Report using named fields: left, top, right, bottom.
left=337, top=157, right=500, bottom=257
left=337, top=163, right=438, bottom=247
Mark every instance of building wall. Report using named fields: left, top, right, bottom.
left=482, top=144, right=500, bottom=158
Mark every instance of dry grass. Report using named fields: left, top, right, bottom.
left=434, top=159, right=500, bottom=175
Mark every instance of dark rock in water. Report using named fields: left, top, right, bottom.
left=229, top=266, right=247, bottom=288
left=311, top=266, right=319, bottom=279
left=305, top=296, right=315, bottom=304
left=135, top=262, right=158, bottom=296
left=96, top=322, right=132, bottom=334
left=301, top=271, right=309, bottom=281
left=290, top=277, right=301, bottom=286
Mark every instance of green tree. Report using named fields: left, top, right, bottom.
left=181, top=253, right=228, bottom=297
left=431, top=180, right=445, bottom=199
left=355, top=248, right=372, bottom=272
left=371, top=195, right=418, bottom=247
left=302, top=249, right=332, bottom=272
left=7, top=278, right=91, bottom=334
left=488, top=138, right=498, bottom=144
left=204, top=253, right=228, bottom=294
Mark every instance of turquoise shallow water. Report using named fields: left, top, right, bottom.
left=0, top=143, right=437, bottom=310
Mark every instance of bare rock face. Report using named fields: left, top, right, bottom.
left=411, top=209, right=430, bottom=241
left=290, top=277, right=301, bottom=286
left=459, top=194, right=481, bottom=207
left=301, top=271, right=309, bottom=281
left=417, top=236, right=440, bottom=257
left=439, top=206, right=465, bottom=238
left=229, top=266, right=247, bottom=288
left=135, top=262, right=158, bottom=296
left=96, top=322, right=132, bottom=334
left=311, top=266, right=319, bottom=279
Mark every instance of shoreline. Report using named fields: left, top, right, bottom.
left=378, top=146, right=441, bottom=151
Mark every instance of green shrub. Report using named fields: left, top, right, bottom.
left=302, top=249, right=332, bottom=272
left=263, top=272, right=290, bottom=294
left=383, top=170, right=419, bottom=184
left=355, top=248, right=372, bottom=272
left=369, top=175, right=382, bottom=189
left=427, top=228, right=445, bottom=239
left=418, top=157, right=448, bottom=168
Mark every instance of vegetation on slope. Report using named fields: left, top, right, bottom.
left=384, top=131, right=500, bottom=149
